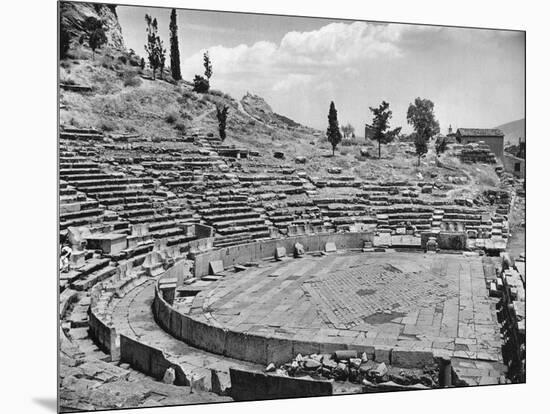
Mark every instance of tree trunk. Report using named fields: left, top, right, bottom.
left=332, top=146, right=335, bottom=157
left=378, top=140, right=381, bottom=159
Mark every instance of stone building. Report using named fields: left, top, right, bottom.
left=503, top=154, right=525, bottom=178
left=456, top=128, right=505, bottom=160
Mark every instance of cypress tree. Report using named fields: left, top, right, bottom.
left=326, top=101, right=342, bottom=156
left=204, top=51, right=212, bottom=80
left=169, top=9, right=182, bottom=81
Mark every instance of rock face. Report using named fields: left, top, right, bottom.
left=240, top=92, right=316, bottom=132
left=60, top=1, right=125, bottom=51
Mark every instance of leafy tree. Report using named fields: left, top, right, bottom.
left=144, top=14, right=166, bottom=80
left=369, top=101, right=402, bottom=159
left=203, top=51, right=213, bottom=80
left=216, top=104, right=229, bottom=141
left=81, top=17, right=107, bottom=59
left=169, top=9, right=182, bottom=81
left=60, top=25, right=71, bottom=60
left=406, top=97, right=440, bottom=165
left=82, top=17, right=107, bottom=59
left=326, top=101, right=342, bottom=156
left=89, top=26, right=107, bottom=59
left=83, top=16, right=101, bottom=32
left=435, top=135, right=448, bottom=156
left=414, top=133, right=428, bottom=164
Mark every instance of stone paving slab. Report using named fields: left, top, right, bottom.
left=191, top=252, right=502, bottom=361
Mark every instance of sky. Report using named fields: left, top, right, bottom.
left=117, top=5, right=525, bottom=135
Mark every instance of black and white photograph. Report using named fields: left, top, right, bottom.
left=54, top=1, right=529, bottom=411
left=7, top=0, right=547, bottom=413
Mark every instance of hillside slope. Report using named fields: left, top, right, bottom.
left=59, top=1, right=503, bottom=197
left=496, top=118, right=525, bottom=145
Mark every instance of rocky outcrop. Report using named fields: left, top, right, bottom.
left=240, top=92, right=315, bottom=132
left=60, top=1, right=125, bottom=51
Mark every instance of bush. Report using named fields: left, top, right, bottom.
left=174, top=121, right=187, bottom=133
left=68, top=117, right=82, bottom=128
left=165, top=112, right=178, bottom=124
left=193, top=75, right=210, bottom=93
left=124, top=124, right=138, bottom=133
left=340, top=148, right=350, bottom=156
left=123, top=75, right=142, bottom=87
left=180, top=111, right=193, bottom=121
left=97, top=119, right=117, bottom=132
left=99, top=55, right=115, bottom=69
left=181, top=88, right=195, bottom=99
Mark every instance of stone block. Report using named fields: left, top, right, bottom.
left=211, top=369, right=231, bottom=395
left=324, top=242, right=337, bottom=253
left=292, top=340, right=321, bottom=357
left=189, top=319, right=226, bottom=355
left=391, top=348, right=434, bottom=368
left=266, top=336, right=293, bottom=365
left=209, top=260, right=224, bottom=275
left=224, top=330, right=267, bottom=364
left=275, top=247, right=287, bottom=261
left=374, top=345, right=392, bottom=364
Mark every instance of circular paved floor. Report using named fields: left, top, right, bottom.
left=188, top=251, right=502, bottom=359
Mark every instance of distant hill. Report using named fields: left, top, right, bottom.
left=495, top=118, right=525, bottom=145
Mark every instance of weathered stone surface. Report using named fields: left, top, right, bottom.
left=209, top=260, right=224, bottom=275
left=324, top=242, right=337, bottom=253
left=275, top=246, right=287, bottom=260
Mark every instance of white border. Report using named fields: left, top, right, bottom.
left=2, top=1, right=546, bottom=414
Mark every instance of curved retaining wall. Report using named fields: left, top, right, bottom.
left=152, top=232, right=441, bottom=368
left=88, top=284, right=119, bottom=361
left=87, top=231, right=216, bottom=361
left=192, top=232, right=372, bottom=278
left=119, top=334, right=189, bottom=386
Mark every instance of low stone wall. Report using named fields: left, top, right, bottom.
left=420, top=232, right=468, bottom=250
left=87, top=296, right=119, bottom=361
left=153, top=234, right=447, bottom=368
left=229, top=368, right=333, bottom=401
left=193, top=232, right=371, bottom=278
left=119, top=334, right=188, bottom=385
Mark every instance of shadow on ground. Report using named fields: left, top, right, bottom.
left=32, top=397, right=57, bottom=412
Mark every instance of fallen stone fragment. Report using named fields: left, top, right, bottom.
left=303, top=359, right=322, bottom=370
left=372, top=362, right=388, bottom=377
left=265, top=363, right=276, bottom=372
left=333, top=350, right=358, bottom=361
left=162, top=367, right=176, bottom=385
left=349, top=358, right=362, bottom=369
